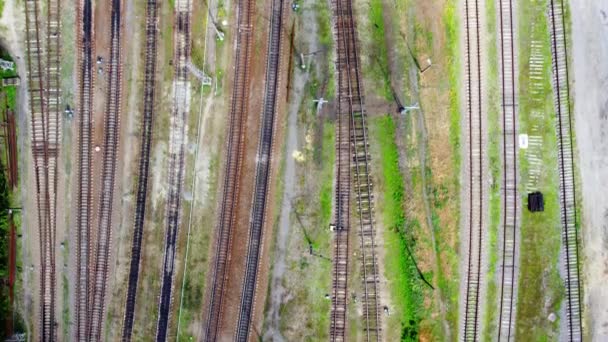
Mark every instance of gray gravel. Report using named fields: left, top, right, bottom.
left=570, top=0, right=608, bottom=339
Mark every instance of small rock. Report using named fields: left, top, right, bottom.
left=548, top=313, right=557, bottom=322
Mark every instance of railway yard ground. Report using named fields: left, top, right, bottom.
left=570, top=1, right=608, bottom=340
left=3, top=0, right=608, bottom=340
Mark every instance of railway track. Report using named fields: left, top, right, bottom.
left=155, top=0, right=191, bottom=339
left=234, top=0, right=285, bottom=340
left=329, top=0, right=381, bottom=340
left=202, top=0, right=253, bottom=339
left=548, top=1, right=582, bottom=340
left=75, top=0, right=95, bottom=339
left=46, top=0, right=62, bottom=243
left=462, top=0, right=485, bottom=340
left=121, top=0, right=159, bottom=339
left=24, top=0, right=61, bottom=337
left=87, top=0, right=124, bottom=339
left=497, top=0, right=518, bottom=340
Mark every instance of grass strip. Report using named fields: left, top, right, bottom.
left=482, top=0, right=502, bottom=339
left=515, top=0, right=563, bottom=339
left=370, top=115, right=423, bottom=341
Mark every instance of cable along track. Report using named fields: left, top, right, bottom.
left=121, top=0, right=159, bottom=339
left=497, top=0, right=519, bottom=340
left=155, top=0, right=191, bottom=339
left=202, top=0, right=253, bottom=339
left=548, top=0, right=582, bottom=340
left=234, top=0, right=285, bottom=340
left=329, top=0, right=381, bottom=340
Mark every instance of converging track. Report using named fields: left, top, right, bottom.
left=87, top=0, right=124, bottom=339
left=24, top=0, right=62, bottom=337
left=548, top=0, right=582, bottom=340
left=234, top=0, right=285, bottom=340
left=203, top=0, right=253, bottom=339
left=121, top=0, right=159, bottom=339
left=461, top=0, right=486, bottom=340
left=329, top=0, right=381, bottom=340
left=155, top=0, right=191, bottom=339
left=497, top=0, right=519, bottom=340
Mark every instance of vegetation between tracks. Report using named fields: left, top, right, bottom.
left=482, top=0, right=503, bottom=338
left=437, top=0, right=462, bottom=335
left=174, top=0, right=216, bottom=336
left=276, top=118, right=334, bottom=339
left=515, top=0, right=563, bottom=339
left=360, top=1, right=462, bottom=339
left=369, top=115, right=423, bottom=341
left=445, top=0, right=460, bottom=170
left=364, top=0, right=392, bottom=101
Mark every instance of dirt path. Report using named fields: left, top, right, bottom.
left=570, top=1, right=608, bottom=339
left=262, top=18, right=312, bottom=339
left=262, top=68, right=302, bottom=342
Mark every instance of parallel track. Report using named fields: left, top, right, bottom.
left=548, top=1, right=582, bottom=340
left=46, top=0, right=61, bottom=246
left=497, top=0, right=518, bottom=340
left=329, top=0, right=381, bottom=340
left=155, top=0, right=191, bottom=339
left=121, top=0, right=159, bottom=339
left=24, top=0, right=61, bottom=337
left=234, top=0, right=285, bottom=340
left=203, top=0, right=253, bottom=339
left=75, top=0, right=94, bottom=339
left=87, top=0, right=124, bottom=339
left=462, top=0, right=485, bottom=340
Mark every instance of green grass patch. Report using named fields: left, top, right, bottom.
left=314, top=0, right=332, bottom=49
left=0, top=50, right=20, bottom=338
left=319, top=124, right=334, bottom=227
left=309, top=0, right=334, bottom=99
left=441, top=3, right=463, bottom=334
left=444, top=0, right=461, bottom=173
left=370, top=115, right=423, bottom=341
left=0, top=52, right=17, bottom=79
left=481, top=0, right=503, bottom=339
left=365, top=0, right=392, bottom=101
left=0, top=156, right=12, bottom=338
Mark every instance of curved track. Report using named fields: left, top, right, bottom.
left=497, top=0, right=519, bottom=340
left=462, top=0, right=485, bottom=340
left=202, top=0, right=253, bottom=339
left=155, top=0, right=191, bottom=339
left=329, top=0, right=381, bottom=340
left=548, top=0, right=582, bottom=340
left=234, top=0, right=285, bottom=340
left=121, top=0, right=159, bottom=339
